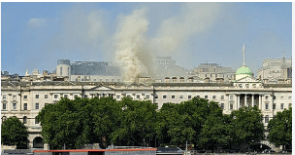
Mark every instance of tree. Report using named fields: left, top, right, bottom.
left=111, top=97, right=158, bottom=146
left=268, top=108, right=292, bottom=149
left=230, top=106, right=264, bottom=150
left=1, top=117, right=28, bottom=147
left=37, top=97, right=82, bottom=149
left=199, top=108, right=230, bottom=152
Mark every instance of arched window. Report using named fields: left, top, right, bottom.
left=265, top=115, right=269, bottom=123
left=23, top=116, right=27, bottom=124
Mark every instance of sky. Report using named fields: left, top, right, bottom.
left=1, top=2, right=292, bottom=77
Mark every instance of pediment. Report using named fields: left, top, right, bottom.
left=235, top=76, right=260, bottom=83
left=91, top=85, right=113, bottom=91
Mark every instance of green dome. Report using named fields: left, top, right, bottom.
left=235, top=66, right=252, bottom=76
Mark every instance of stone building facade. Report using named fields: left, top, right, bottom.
left=1, top=74, right=292, bottom=150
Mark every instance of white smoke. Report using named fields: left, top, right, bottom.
left=114, top=8, right=152, bottom=83
left=151, top=3, right=220, bottom=55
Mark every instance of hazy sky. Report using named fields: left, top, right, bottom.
left=1, top=2, right=292, bottom=76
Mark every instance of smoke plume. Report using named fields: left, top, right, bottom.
left=114, top=8, right=154, bottom=83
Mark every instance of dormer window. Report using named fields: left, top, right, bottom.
left=252, top=84, right=256, bottom=88
left=246, top=84, right=249, bottom=88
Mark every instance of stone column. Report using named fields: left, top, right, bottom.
left=259, top=95, right=262, bottom=110
left=237, top=95, right=240, bottom=110
left=244, top=94, right=247, bottom=107
left=228, top=94, right=230, bottom=111
left=270, top=95, right=273, bottom=112
left=252, top=95, right=254, bottom=107
left=261, top=95, right=265, bottom=111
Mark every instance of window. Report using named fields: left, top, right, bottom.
left=205, top=95, right=208, bottom=99
left=246, top=84, right=249, bottom=88
left=127, top=95, right=131, bottom=98
left=24, top=103, right=27, bottom=110
left=213, top=95, right=216, bottom=99
left=93, top=79, right=96, bottom=82
left=180, top=95, right=183, bottom=99
left=288, top=96, right=291, bottom=100
left=188, top=95, right=191, bottom=100
left=155, top=95, right=158, bottom=99
left=172, top=95, right=175, bottom=99
left=3, top=103, right=6, bottom=110
left=24, top=95, right=27, bottom=100
left=239, top=84, right=242, bottom=88
left=289, top=103, right=292, bottom=108
left=13, top=102, right=17, bottom=110
left=74, top=95, right=78, bottom=98
left=196, top=95, right=200, bottom=98
left=230, top=104, right=233, bottom=110
left=13, top=95, right=16, bottom=100
left=112, top=79, right=115, bottom=82
left=273, top=103, right=276, bottom=110
left=44, top=95, right=48, bottom=99
left=230, top=95, right=233, bottom=100
left=273, top=96, right=276, bottom=100
left=36, top=103, right=39, bottom=110
left=35, top=116, right=39, bottom=124
left=265, top=96, right=268, bottom=100
left=221, top=95, right=224, bottom=100
left=2, top=116, right=7, bottom=121
left=35, top=95, right=39, bottom=99
left=84, top=95, right=88, bottom=98
left=64, top=95, right=68, bottom=98
left=3, top=95, right=6, bottom=100
left=60, top=66, right=63, bottom=75
left=265, top=103, right=269, bottom=110
left=220, top=103, right=224, bottom=109
left=137, top=95, right=140, bottom=99
left=163, top=95, right=166, bottom=100
left=252, top=84, right=256, bottom=88
left=281, top=96, right=284, bottom=100
left=281, top=103, right=284, bottom=110
left=23, top=116, right=27, bottom=124
left=116, top=95, right=120, bottom=99
left=265, top=115, right=269, bottom=123
left=54, top=95, right=58, bottom=99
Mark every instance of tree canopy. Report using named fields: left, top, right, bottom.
left=37, top=96, right=267, bottom=150
left=268, top=108, right=292, bottom=148
left=1, top=117, right=28, bottom=147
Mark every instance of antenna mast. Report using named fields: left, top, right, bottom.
left=242, top=44, right=246, bottom=66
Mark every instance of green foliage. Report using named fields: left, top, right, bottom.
left=268, top=108, right=292, bottom=147
left=230, top=106, right=264, bottom=146
left=37, top=96, right=267, bottom=149
left=111, top=97, right=157, bottom=146
left=37, top=97, right=82, bottom=149
left=1, top=117, right=28, bottom=146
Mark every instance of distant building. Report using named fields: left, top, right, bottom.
left=257, top=54, right=291, bottom=83
left=193, top=63, right=235, bottom=81
left=154, top=56, right=188, bottom=78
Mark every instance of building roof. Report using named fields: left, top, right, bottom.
left=235, top=66, right=252, bottom=76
